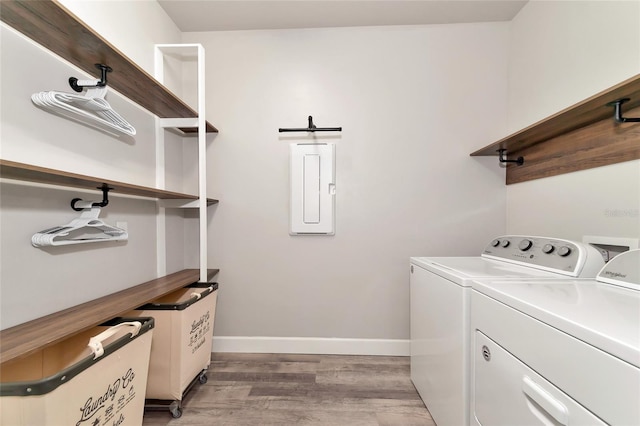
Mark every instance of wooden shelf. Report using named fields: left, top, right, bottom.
left=0, top=0, right=218, bottom=133
left=471, top=73, right=640, bottom=184
left=0, top=159, right=219, bottom=206
left=0, top=2, right=221, bottom=366
left=471, top=73, right=640, bottom=156
left=0, top=269, right=219, bottom=365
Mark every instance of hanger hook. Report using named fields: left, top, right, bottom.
left=71, top=184, right=113, bottom=211
left=69, top=63, right=113, bottom=92
left=607, top=98, right=640, bottom=123
left=497, top=149, right=524, bottom=166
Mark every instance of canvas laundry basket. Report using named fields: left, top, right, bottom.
left=128, top=282, right=218, bottom=417
left=0, top=317, right=154, bottom=426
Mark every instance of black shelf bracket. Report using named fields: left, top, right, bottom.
left=606, top=98, right=640, bottom=123
left=71, top=184, right=113, bottom=211
left=497, top=149, right=524, bottom=166
left=69, top=63, right=113, bottom=92
left=279, top=116, right=342, bottom=133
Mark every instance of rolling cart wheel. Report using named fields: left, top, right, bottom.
left=198, top=372, right=208, bottom=384
left=169, top=401, right=182, bottom=418
left=170, top=406, right=183, bottom=418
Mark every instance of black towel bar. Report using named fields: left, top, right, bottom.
left=279, top=116, right=342, bottom=133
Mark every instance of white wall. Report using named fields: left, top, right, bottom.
left=57, top=0, right=182, bottom=76
left=0, top=2, right=184, bottom=329
left=505, top=0, right=640, bottom=240
left=183, top=23, right=508, bottom=346
left=4, top=0, right=636, bottom=351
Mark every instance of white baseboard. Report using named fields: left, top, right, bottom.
left=211, top=336, right=410, bottom=356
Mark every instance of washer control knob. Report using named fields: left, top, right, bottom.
left=501, top=240, right=510, bottom=248
left=542, top=244, right=555, bottom=254
left=491, top=239, right=500, bottom=247
left=518, top=239, right=533, bottom=251
left=558, top=246, right=572, bottom=257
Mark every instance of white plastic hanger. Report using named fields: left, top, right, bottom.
left=31, top=86, right=136, bottom=136
left=32, top=205, right=128, bottom=247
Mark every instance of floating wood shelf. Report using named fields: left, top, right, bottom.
left=0, top=0, right=218, bottom=133
left=471, top=73, right=640, bottom=184
left=0, top=268, right=219, bottom=364
left=0, top=159, right=219, bottom=206
left=471, top=73, right=640, bottom=156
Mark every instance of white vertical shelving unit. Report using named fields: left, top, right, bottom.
left=0, top=1, right=222, bottom=366
left=154, top=44, right=208, bottom=283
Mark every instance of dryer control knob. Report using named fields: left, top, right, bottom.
left=558, top=246, right=572, bottom=257
left=501, top=240, right=510, bottom=248
left=542, top=244, right=555, bottom=254
left=491, top=239, right=500, bottom=247
left=518, top=239, right=533, bottom=251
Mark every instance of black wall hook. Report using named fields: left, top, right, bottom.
left=279, top=115, right=342, bottom=133
left=607, top=98, right=640, bottom=123
left=71, top=184, right=113, bottom=211
left=69, top=64, right=113, bottom=92
left=497, top=149, right=524, bottom=166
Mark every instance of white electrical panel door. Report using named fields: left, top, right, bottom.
left=290, top=143, right=335, bottom=235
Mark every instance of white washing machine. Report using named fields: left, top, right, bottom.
left=470, top=249, right=640, bottom=425
left=410, top=236, right=605, bottom=426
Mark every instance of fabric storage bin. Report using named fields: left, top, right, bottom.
left=0, top=317, right=154, bottom=426
left=127, top=282, right=218, bottom=417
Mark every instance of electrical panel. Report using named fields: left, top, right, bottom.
left=289, top=143, right=335, bottom=235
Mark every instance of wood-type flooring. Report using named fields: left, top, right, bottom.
left=142, top=353, right=435, bottom=425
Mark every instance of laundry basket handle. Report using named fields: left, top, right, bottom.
left=88, top=321, right=142, bottom=359
left=189, top=285, right=214, bottom=301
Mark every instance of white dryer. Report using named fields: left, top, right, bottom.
left=410, top=236, right=605, bottom=426
left=470, top=249, right=640, bottom=425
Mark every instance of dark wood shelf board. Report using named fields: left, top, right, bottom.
left=206, top=269, right=219, bottom=282
left=0, top=0, right=218, bottom=133
left=0, top=268, right=219, bottom=364
left=0, top=159, right=219, bottom=205
left=505, top=105, right=640, bottom=184
left=180, top=124, right=218, bottom=134
left=471, top=73, right=640, bottom=157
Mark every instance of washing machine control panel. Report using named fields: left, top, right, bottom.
left=482, top=235, right=604, bottom=277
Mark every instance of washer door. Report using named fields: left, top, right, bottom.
left=472, top=331, right=606, bottom=426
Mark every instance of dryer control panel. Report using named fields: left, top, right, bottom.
left=481, top=235, right=604, bottom=278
